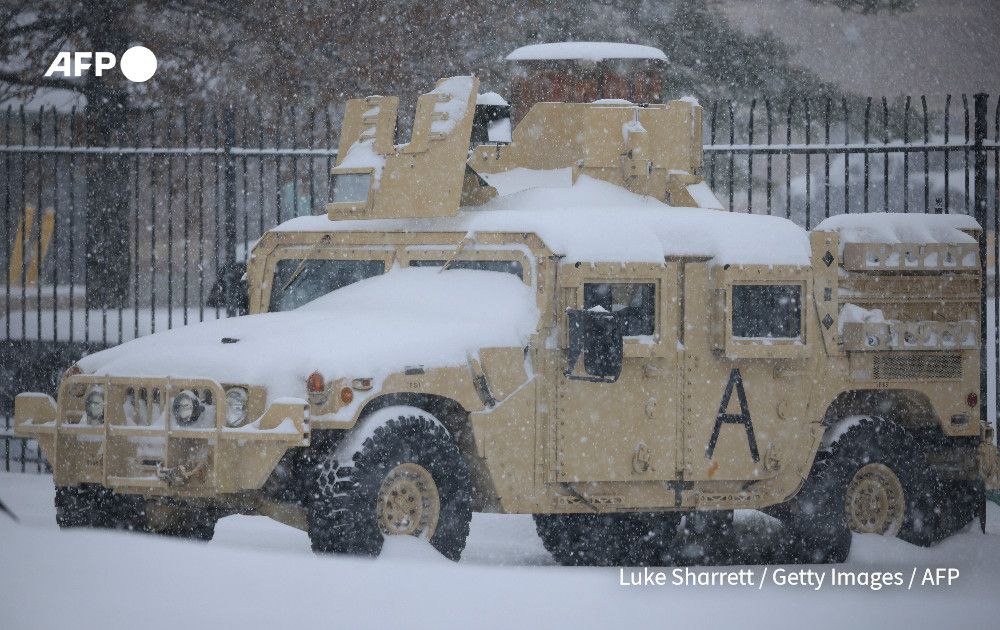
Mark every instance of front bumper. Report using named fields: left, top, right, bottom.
left=14, top=375, right=309, bottom=496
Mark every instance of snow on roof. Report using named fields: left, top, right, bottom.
left=77, top=268, right=539, bottom=399
left=815, top=213, right=980, bottom=252
left=685, top=181, right=723, bottom=211
left=506, top=42, right=667, bottom=62
left=338, top=139, right=386, bottom=188
left=429, top=76, right=475, bottom=134
left=479, top=167, right=573, bottom=196
left=477, top=91, right=509, bottom=106
left=277, top=174, right=811, bottom=267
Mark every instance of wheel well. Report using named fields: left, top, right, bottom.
left=357, top=393, right=471, bottom=444
left=821, top=389, right=939, bottom=431
left=354, top=393, right=500, bottom=511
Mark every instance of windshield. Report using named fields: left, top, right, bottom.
left=268, top=258, right=385, bottom=312
left=407, top=259, right=524, bottom=280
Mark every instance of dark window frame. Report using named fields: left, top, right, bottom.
left=267, top=257, right=386, bottom=312
left=730, top=283, right=803, bottom=340
left=582, top=281, right=657, bottom=337
left=406, top=258, right=525, bottom=280
left=328, top=171, right=372, bottom=204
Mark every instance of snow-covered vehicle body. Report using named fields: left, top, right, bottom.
left=14, top=70, right=999, bottom=563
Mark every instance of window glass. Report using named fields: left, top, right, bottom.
left=268, top=259, right=384, bottom=312
left=408, top=259, right=524, bottom=280
left=731, top=284, right=802, bottom=339
left=583, top=282, right=655, bottom=336
left=329, top=172, right=371, bottom=204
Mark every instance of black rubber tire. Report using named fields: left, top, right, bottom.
left=906, top=477, right=981, bottom=545
left=55, top=485, right=147, bottom=532
left=776, top=450, right=853, bottom=564
left=308, top=411, right=472, bottom=561
left=819, top=417, right=981, bottom=547
left=829, top=418, right=936, bottom=546
left=672, top=510, right=736, bottom=566
left=55, top=485, right=97, bottom=528
left=534, top=512, right=679, bottom=566
left=945, top=480, right=981, bottom=534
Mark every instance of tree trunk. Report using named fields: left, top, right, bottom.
left=82, top=0, right=131, bottom=310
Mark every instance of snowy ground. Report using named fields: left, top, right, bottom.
left=2, top=473, right=1000, bottom=629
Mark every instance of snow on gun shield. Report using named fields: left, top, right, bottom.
left=15, top=73, right=999, bottom=564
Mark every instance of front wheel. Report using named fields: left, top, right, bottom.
left=308, top=407, right=472, bottom=561
left=54, top=485, right=145, bottom=532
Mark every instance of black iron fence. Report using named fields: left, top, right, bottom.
left=2, top=413, right=49, bottom=473
left=1, top=93, right=998, bottom=473
left=702, top=95, right=997, bottom=225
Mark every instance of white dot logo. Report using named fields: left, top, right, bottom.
left=119, top=46, right=157, bottom=82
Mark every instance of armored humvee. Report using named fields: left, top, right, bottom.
left=15, top=74, right=1000, bottom=565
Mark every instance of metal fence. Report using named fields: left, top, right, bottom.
left=1, top=93, right=998, bottom=473
left=2, top=413, right=49, bottom=473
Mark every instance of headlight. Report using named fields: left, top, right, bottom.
left=84, top=387, right=105, bottom=424
left=172, top=390, right=202, bottom=425
left=225, top=387, right=249, bottom=427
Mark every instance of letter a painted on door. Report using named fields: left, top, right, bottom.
left=706, top=368, right=759, bottom=462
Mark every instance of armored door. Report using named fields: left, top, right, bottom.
left=554, top=262, right=680, bottom=482
left=681, top=265, right=812, bottom=482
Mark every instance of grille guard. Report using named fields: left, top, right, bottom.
left=14, top=376, right=308, bottom=494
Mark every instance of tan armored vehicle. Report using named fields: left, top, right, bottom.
left=15, top=73, right=1000, bottom=565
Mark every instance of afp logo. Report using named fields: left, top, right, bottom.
left=44, top=46, right=157, bottom=83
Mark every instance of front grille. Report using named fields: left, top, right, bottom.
left=873, top=353, right=962, bottom=380
left=60, top=376, right=224, bottom=427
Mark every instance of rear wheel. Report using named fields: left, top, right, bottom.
left=829, top=417, right=970, bottom=547
left=901, top=477, right=981, bottom=546
left=845, top=462, right=906, bottom=536
left=308, top=408, right=472, bottom=561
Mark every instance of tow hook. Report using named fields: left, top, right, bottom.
left=156, top=461, right=206, bottom=487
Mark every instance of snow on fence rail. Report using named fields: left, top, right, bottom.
left=0, top=94, right=998, bottom=474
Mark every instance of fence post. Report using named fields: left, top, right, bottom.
left=222, top=107, right=239, bottom=317
left=973, top=93, right=989, bottom=437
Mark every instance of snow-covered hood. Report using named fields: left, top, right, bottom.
left=76, top=268, right=539, bottom=401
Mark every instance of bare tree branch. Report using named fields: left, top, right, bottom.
left=1, top=15, right=77, bottom=38
left=0, top=68, right=84, bottom=93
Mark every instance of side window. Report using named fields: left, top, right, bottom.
left=268, top=259, right=385, bottom=312
left=583, top=282, right=655, bottom=336
left=329, top=172, right=371, bottom=204
left=408, top=259, right=524, bottom=280
left=731, top=284, right=802, bottom=339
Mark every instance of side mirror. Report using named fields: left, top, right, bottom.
left=565, top=308, right=624, bottom=383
